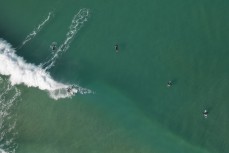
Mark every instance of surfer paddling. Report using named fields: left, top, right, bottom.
left=50, top=42, right=57, bottom=51
left=203, top=109, right=208, bottom=118
left=115, top=44, right=119, bottom=53
left=167, top=81, right=172, bottom=87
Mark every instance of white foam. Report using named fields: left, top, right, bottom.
left=0, top=149, right=8, bottom=153
left=0, top=39, right=91, bottom=100
left=42, top=8, right=89, bottom=70
left=0, top=77, right=20, bottom=153
left=18, top=12, right=53, bottom=49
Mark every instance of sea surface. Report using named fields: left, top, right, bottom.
left=0, top=0, right=229, bottom=153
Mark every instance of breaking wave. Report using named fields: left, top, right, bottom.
left=0, top=39, right=92, bottom=100
left=42, top=8, right=89, bottom=70
left=18, top=12, right=53, bottom=49
left=0, top=77, right=21, bottom=153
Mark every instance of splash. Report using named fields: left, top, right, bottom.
left=42, top=8, right=89, bottom=70
left=18, top=12, right=53, bottom=49
left=0, top=39, right=92, bottom=100
left=0, top=149, right=7, bottom=153
left=0, top=77, right=21, bottom=153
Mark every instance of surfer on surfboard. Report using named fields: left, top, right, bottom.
left=203, top=109, right=208, bottom=118
left=167, top=81, right=172, bottom=87
left=115, top=44, right=119, bottom=52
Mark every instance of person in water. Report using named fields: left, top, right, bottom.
left=115, top=44, right=119, bottom=52
left=203, top=109, right=208, bottom=118
left=67, top=86, right=73, bottom=93
left=50, top=42, right=57, bottom=51
left=67, top=85, right=76, bottom=93
left=167, top=81, right=172, bottom=87
left=67, top=87, right=71, bottom=93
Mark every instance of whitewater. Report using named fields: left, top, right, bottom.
left=0, top=77, right=21, bottom=153
left=0, top=8, right=92, bottom=100
left=0, top=8, right=92, bottom=153
left=0, top=39, right=69, bottom=99
left=0, top=39, right=91, bottom=100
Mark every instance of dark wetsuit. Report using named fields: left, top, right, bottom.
left=203, top=111, right=208, bottom=115
left=115, top=45, right=119, bottom=51
left=167, top=81, right=172, bottom=86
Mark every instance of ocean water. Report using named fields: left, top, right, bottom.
left=0, top=0, right=229, bottom=153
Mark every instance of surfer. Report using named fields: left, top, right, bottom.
left=67, top=87, right=71, bottom=93
left=167, top=81, right=172, bottom=87
left=203, top=109, right=208, bottom=118
left=115, top=44, right=119, bottom=52
left=67, top=85, right=76, bottom=94
left=50, top=42, right=57, bottom=51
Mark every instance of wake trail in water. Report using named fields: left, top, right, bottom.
left=0, top=39, right=92, bottom=100
left=42, top=8, right=89, bottom=70
left=18, top=12, right=53, bottom=49
left=0, top=77, right=21, bottom=153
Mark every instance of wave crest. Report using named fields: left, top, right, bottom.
left=0, top=39, right=91, bottom=100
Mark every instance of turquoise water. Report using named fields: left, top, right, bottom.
left=1, top=0, right=229, bottom=153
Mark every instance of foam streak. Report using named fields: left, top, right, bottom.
left=0, top=77, right=20, bottom=153
left=18, top=12, right=53, bottom=49
left=42, top=8, right=89, bottom=70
